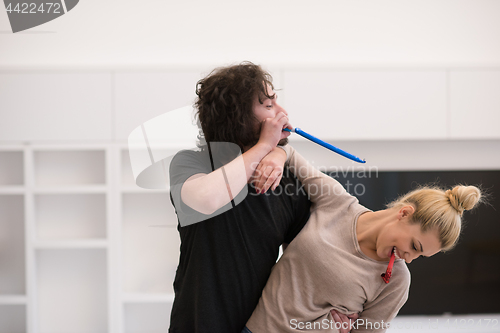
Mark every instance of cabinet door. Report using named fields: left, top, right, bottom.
left=0, top=73, right=112, bottom=141
left=283, top=70, right=447, bottom=140
left=114, top=71, right=202, bottom=142
left=450, top=70, right=500, bottom=139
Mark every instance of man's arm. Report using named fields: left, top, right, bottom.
left=256, top=145, right=349, bottom=210
left=181, top=112, right=291, bottom=215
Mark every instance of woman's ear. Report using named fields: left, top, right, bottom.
left=398, top=205, right=415, bottom=220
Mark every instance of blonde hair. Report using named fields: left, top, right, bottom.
left=387, top=185, right=482, bottom=251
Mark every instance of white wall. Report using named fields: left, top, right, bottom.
left=1, top=0, right=500, bottom=69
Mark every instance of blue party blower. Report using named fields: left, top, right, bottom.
left=283, top=128, right=366, bottom=164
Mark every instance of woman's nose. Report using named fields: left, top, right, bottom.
left=405, top=253, right=420, bottom=264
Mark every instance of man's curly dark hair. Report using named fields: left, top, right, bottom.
left=195, top=61, right=276, bottom=150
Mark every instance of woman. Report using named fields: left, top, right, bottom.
left=244, top=145, right=483, bottom=332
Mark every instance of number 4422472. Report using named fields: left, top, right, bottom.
left=5, top=2, right=62, bottom=14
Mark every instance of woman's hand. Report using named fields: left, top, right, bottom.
left=257, top=112, right=292, bottom=151
left=330, top=310, right=359, bottom=333
left=252, top=147, right=287, bottom=193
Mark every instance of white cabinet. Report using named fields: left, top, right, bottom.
left=118, top=148, right=178, bottom=333
left=450, top=70, right=500, bottom=139
left=0, top=144, right=180, bottom=333
left=282, top=70, right=447, bottom=140
left=2, top=69, right=498, bottom=143
left=0, top=73, right=113, bottom=142
left=114, top=71, right=203, bottom=142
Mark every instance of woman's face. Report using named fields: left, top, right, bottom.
left=376, top=206, right=442, bottom=264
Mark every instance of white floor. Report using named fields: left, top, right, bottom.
left=388, top=314, right=500, bottom=333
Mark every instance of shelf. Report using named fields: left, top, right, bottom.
left=0, top=304, right=26, bottom=333
left=35, top=193, right=107, bottom=241
left=0, top=195, right=25, bottom=295
left=0, top=295, right=27, bottom=305
left=36, top=249, right=108, bottom=333
left=0, top=186, right=25, bottom=194
left=0, top=145, right=188, bottom=331
left=122, top=293, right=174, bottom=303
left=0, top=151, right=23, bottom=186
left=34, top=150, right=106, bottom=186
left=122, top=192, right=177, bottom=227
left=33, top=239, right=108, bottom=249
left=121, top=186, right=170, bottom=194
left=122, top=193, right=179, bottom=294
left=33, top=185, right=107, bottom=194
left=124, top=303, right=172, bottom=333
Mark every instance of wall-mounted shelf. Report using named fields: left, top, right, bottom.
left=0, top=295, right=27, bottom=305
left=0, top=144, right=182, bottom=333
left=34, top=150, right=106, bottom=187
left=122, top=293, right=174, bottom=303
left=0, top=151, right=24, bottom=186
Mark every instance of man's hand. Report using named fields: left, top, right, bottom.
left=257, top=112, right=292, bottom=151
left=252, top=147, right=287, bottom=193
left=330, top=310, right=359, bottom=333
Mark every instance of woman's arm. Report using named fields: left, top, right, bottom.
left=351, top=269, right=410, bottom=332
left=181, top=112, right=291, bottom=215
left=286, top=146, right=348, bottom=209
left=252, top=147, right=287, bottom=193
left=255, top=145, right=349, bottom=209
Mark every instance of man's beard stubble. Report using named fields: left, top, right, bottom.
left=247, top=121, right=289, bottom=148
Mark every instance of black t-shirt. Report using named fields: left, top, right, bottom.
left=168, top=145, right=311, bottom=333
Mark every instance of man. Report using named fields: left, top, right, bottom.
left=168, top=62, right=311, bottom=332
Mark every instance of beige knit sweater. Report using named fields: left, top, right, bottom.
left=246, top=146, right=410, bottom=332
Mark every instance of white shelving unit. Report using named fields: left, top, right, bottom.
left=0, top=148, right=26, bottom=333
left=0, top=144, right=181, bottom=333
left=36, top=249, right=108, bottom=333
left=118, top=148, right=178, bottom=333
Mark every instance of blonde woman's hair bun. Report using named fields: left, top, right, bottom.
left=387, top=184, right=485, bottom=251
left=445, top=185, right=482, bottom=216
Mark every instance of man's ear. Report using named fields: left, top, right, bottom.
left=398, top=205, right=415, bottom=220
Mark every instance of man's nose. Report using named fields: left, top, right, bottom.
left=276, top=103, right=288, bottom=116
